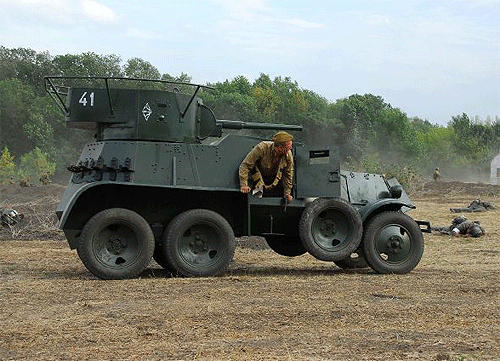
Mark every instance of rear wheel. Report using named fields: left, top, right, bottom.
left=164, top=209, right=235, bottom=277
left=363, top=211, right=424, bottom=274
left=299, top=198, right=363, bottom=261
left=264, top=235, right=307, bottom=257
left=77, top=208, right=154, bottom=280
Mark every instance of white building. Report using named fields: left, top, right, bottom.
left=491, top=154, right=500, bottom=184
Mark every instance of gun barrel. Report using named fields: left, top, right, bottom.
left=217, top=119, right=303, bottom=131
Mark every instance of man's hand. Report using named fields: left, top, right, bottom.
left=285, top=194, right=293, bottom=202
left=240, top=186, right=251, bottom=194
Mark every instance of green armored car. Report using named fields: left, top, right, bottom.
left=46, top=76, right=430, bottom=280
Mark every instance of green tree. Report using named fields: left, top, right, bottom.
left=212, top=76, right=253, bottom=96
left=124, top=58, right=160, bottom=79
left=449, top=113, right=489, bottom=162
left=52, top=52, right=122, bottom=89
left=0, top=78, right=37, bottom=157
left=271, top=76, right=306, bottom=123
left=201, top=76, right=259, bottom=121
left=0, top=46, right=54, bottom=94
left=252, top=86, right=279, bottom=122
left=330, top=94, right=386, bottom=160
left=161, top=72, right=193, bottom=93
left=416, top=126, right=456, bottom=176
left=161, top=72, right=192, bottom=84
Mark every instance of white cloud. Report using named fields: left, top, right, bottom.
left=81, top=0, right=118, bottom=23
left=276, top=18, right=324, bottom=29
left=0, top=0, right=75, bottom=26
left=208, top=0, right=324, bottom=29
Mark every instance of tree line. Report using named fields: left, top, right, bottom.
left=1, top=46, right=499, bottom=186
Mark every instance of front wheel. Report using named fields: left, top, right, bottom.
left=77, top=208, right=154, bottom=280
left=164, top=209, right=235, bottom=277
left=363, top=212, right=424, bottom=274
left=299, top=198, right=363, bottom=261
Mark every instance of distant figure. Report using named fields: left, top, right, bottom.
left=40, top=173, right=52, bottom=185
left=450, top=199, right=496, bottom=213
left=433, top=167, right=441, bottom=181
left=19, top=177, right=30, bottom=187
left=432, top=215, right=484, bottom=238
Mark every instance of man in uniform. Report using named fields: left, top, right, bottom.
left=432, top=215, right=484, bottom=237
left=239, top=131, right=294, bottom=202
left=40, top=173, right=52, bottom=185
left=450, top=199, right=495, bottom=213
left=433, top=167, right=441, bottom=181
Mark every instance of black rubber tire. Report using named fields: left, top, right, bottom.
left=152, top=241, right=174, bottom=271
left=77, top=208, right=154, bottom=280
left=363, top=211, right=424, bottom=274
left=264, top=235, right=307, bottom=257
left=164, top=209, right=235, bottom=277
left=333, top=250, right=369, bottom=269
left=299, top=198, right=363, bottom=261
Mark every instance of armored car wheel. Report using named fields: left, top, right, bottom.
left=77, top=208, right=154, bottom=280
left=264, top=235, right=307, bottom=257
left=299, top=198, right=363, bottom=261
left=333, top=250, right=369, bottom=269
left=363, top=211, right=424, bottom=274
left=164, top=209, right=236, bottom=277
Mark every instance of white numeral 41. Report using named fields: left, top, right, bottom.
left=79, top=91, right=95, bottom=107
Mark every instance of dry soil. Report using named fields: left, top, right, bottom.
left=0, top=182, right=499, bottom=360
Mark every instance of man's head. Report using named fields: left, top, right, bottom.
left=272, top=131, right=293, bottom=156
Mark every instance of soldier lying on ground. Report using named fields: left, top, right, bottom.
left=0, top=207, right=24, bottom=227
left=450, top=199, right=495, bottom=213
left=432, top=215, right=484, bottom=237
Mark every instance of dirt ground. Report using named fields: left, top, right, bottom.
left=0, top=182, right=499, bottom=360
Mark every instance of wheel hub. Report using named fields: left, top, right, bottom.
left=189, top=234, right=208, bottom=254
left=387, top=235, right=403, bottom=254
left=107, top=235, right=126, bottom=254
left=319, top=219, right=337, bottom=237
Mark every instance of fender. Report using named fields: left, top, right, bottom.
left=355, top=198, right=415, bottom=222
left=56, top=181, right=113, bottom=229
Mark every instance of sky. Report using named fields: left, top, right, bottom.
left=0, top=0, right=499, bottom=125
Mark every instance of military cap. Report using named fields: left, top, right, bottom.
left=272, top=131, right=294, bottom=143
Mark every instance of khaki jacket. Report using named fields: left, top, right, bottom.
left=239, top=141, right=294, bottom=196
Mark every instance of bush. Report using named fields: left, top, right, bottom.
left=0, top=147, right=15, bottom=185
left=17, top=147, right=55, bottom=186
